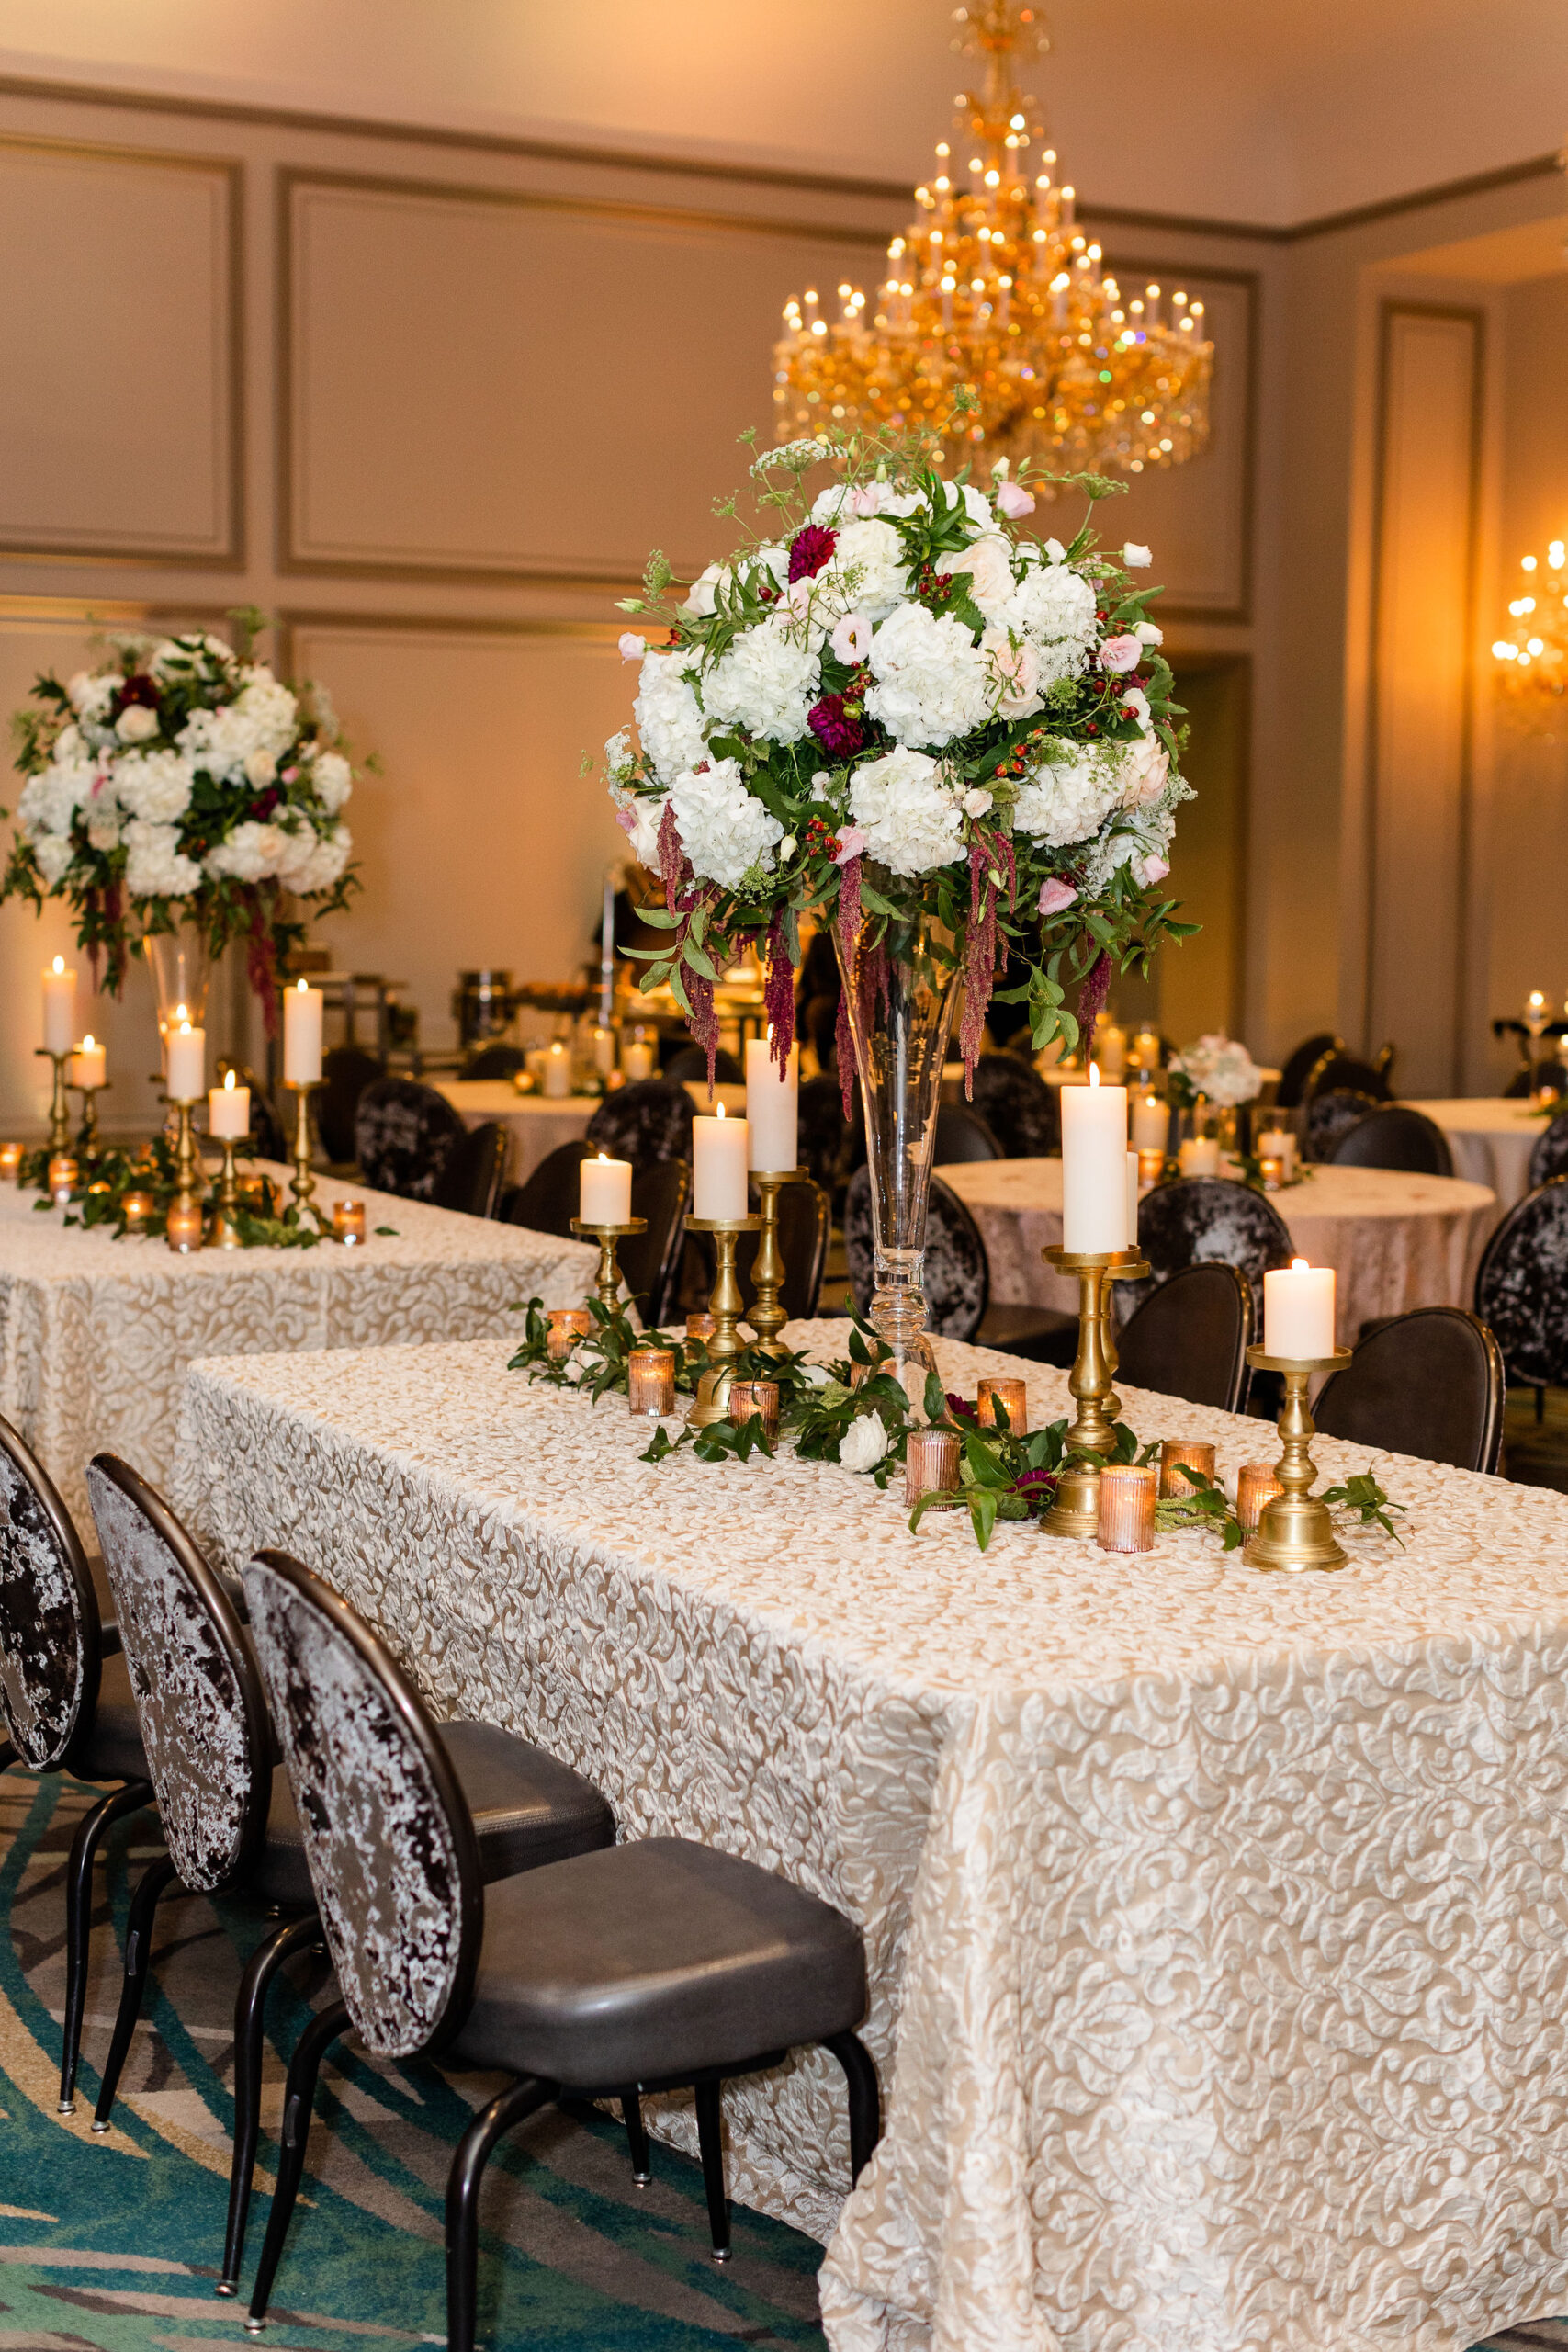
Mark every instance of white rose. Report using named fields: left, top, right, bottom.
left=839, top=1413, right=890, bottom=1472
left=1117, top=737, right=1171, bottom=808
left=117, top=748, right=195, bottom=825
left=702, top=615, right=818, bottom=746
left=936, top=534, right=1015, bottom=621
left=669, top=756, right=784, bottom=888
left=824, top=518, right=909, bottom=623
left=849, top=745, right=964, bottom=877
left=244, top=748, right=276, bottom=788
left=115, top=703, right=159, bottom=743
left=34, top=833, right=74, bottom=887
left=276, top=821, right=352, bottom=896
left=311, top=750, right=353, bottom=814
left=1134, top=621, right=1163, bottom=645
left=863, top=602, right=993, bottom=750
left=205, top=820, right=288, bottom=884
left=1124, top=543, right=1153, bottom=569
left=634, top=650, right=708, bottom=784
left=939, top=479, right=997, bottom=533
left=963, top=787, right=993, bottom=818
left=682, top=560, right=728, bottom=618
left=615, top=788, right=667, bottom=867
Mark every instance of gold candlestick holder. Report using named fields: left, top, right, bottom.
left=569, top=1216, right=646, bottom=1315
left=71, top=1082, right=107, bottom=1159
left=684, top=1213, right=762, bottom=1427
left=749, top=1166, right=808, bottom=1355
left=286, top=1080, right=321, bottom=1211
left=166, top=1094, right=205, bottom=1222
left=1242, top=1344, right=1354, bottom=1573
left=208, top=1137, right=244, bottom=1250
left=36, top=1049, right=71, bottom=1155
left=1040, top=1243, right=1151, bottom=1540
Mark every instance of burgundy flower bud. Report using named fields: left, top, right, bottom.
left=787, top=524, right=838, bottom=583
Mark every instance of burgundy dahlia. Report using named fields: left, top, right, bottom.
left=787, top=524, right=838, bottom=583
left=113, top=673, right=160, bottom=711
left=808, top=695, right=863, bottom=757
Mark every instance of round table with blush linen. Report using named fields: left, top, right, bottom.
left=940, top=1157, right=1497, bottom=1345
left=434, top=1080, right=602, bottom=1185
left=1403, top=1097, right=1548, bottom=1213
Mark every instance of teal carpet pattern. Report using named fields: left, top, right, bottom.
left=0, top=1770, right=827, bottom=2349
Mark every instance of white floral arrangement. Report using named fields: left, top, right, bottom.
left=606, top=414, right=1193, bottom=1081
left=3, top=623, right=360, bottom=1002
left=1168, top=1033, right=1265, bottom=1108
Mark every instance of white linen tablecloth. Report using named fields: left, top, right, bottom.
left=434, top=1080, right=601, bottom=1185
left=172, top=1317, right=1568, bottom=2352
left=1404, top=1097, right=1546, bottom=1212
left=0, top=1165, right=592, bottom=1528
left=943, top=1157, right=1497, bottom=1343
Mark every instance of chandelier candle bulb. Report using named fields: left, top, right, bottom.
left=41, top=956, right=76, bottom=1055
left=693, top=1103, right=749, bottom=1219
left=1131, top=1028, right=1162, bottom=1076
left=744, top=1035, right=799, bottom=1171
left=283, top=980, right=323, bottom=1086
left=165, top=1021, right=205, bottom=1101
left=1096, top=1024, right=1126, bottom=1080
left=69, top=1035, right=105, bottom=1091
left=1158, top=1439, right=1217, bottom=1498
left=541, top=1041, right=572, bottom=1100
left=1097, top=1464, right=1156, bottom=1553
left=1131, top=1094, right=1168, bottom=1151
left=579, top=1154, right=632, bottom=1226
left=591, top=1024, right=617, bottom=1079
left=1061, top=1066, right=1129, bottom=1253
left=627, top=1349, right=676, bottom=1419
left=1264, top=1260, right=1337, bottom=1358
left=1236, top=1462, right=1284, bottom=1532
left=209, top=1069, right=249, bottom=1139
left=976, top=1377, right=1028, bottom=1433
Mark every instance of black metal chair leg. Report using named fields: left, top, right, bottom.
left=694, top=2077, right=730, bottom=2263
left=826, top=2031, right=882, bottom=2184
left=217, top=1912, right=321, bottom=2297
left=446, top=2075, right=554, bottom=2352
left=91, top=1852, right=176, bottom=2131
left=622, top=2088, right=651, bottom=2186
left=244, top=1997, right=350, bottom=2334
left=59, top=1778, right=153, bottom=2115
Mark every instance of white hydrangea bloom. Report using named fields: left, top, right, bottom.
left=939, top=479, right=998, bottom=534
left=18, top=760, right=92, bottom=839
left=1004, top=563, right=1098, bottom=650
left=823, top=519, right=908, bottom=623
left=124, top=820, right=202, bottom=899
left=179, top=675, right=298, bottom=775
left=863, top=602, right=994, bottom=749
left=849, top=746, right=964, bottom=877
left=205, top=820, right=288, bottom=883
left=276, top=821, right=352, bottom=895
left=1013, top=743, right=1124, bottom=847
left=117, top=748, right=195, bottom=825
left=310, top=749, right=353, bottom=814
left=634, top=650, right=708, bottom=783
left=682, top=545, right=789, bottom=618
left=702, top=615, right=818, bottom=745
left=66, top=670, right=116, bottom=722
left=1084, top=800, right=1177, bottom=893
left=810, top=482, right=921, bottom=526
left=150, top=633, right=235, bottom=680
left=33, top=832, right=75, bottom=887
left=669, top=757, right=784, bottom=888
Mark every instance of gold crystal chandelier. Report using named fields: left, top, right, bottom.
left=773, top=1, right=1213, bottom=475
left=1492, top=539, right=1568, bottom=730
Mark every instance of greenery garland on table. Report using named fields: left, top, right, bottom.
left=18, top=1144, right=396, bottom=1249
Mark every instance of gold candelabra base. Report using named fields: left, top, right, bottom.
left=749, top=1167, right=808, bottom=1355
left=165, top=1094, right=204, bottom=1220
left=1242, top=1345, right=1354, bottom=1573
left=569, top=1216, right=646, bottom=1316
left=1039, top=1244, right=1151, bottom=1540
left=72, top=1082, right=106, bottom=1158
left=36, top=1049, right=71, bottom=1156
left=208, top=1136, right=244, bottom=1250
left=684, top=1213, right=762, bottom=1427
left=286, top=1080, right=321, bottom=1211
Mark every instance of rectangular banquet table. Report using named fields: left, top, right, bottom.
left=172, top=1317, right=1568, bottom=2352
left=0, top=1166, right=593, bottom=1529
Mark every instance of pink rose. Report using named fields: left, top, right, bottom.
left=618, top=631, right=646, bottom=662
left=1038, top=876, right=1078, bottom=917
left=1141, top=854, right=1169, bottom=882
left=996, top=480, right=1036, bottom=519
left=832, top=826, right=868, bottom=865
left=786, top=577, right=816, bottom=616
left=1098, top=635, right=1143, bottom=673
left=831, top=612, right=873, bottom=663
left=982, top=626, right=1041, bottom=718
left=850, top=484, right=884, bottom=517
left=1119, top=738, right=1169, bottom=808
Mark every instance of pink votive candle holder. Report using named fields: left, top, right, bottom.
left=627, top=1348, right=675, bottom=1419
left=1236, top=1462, right=1284, bottom=1532
left=331, top=1197, right=367, bottom=1246
left=547, top=1307, right=592, bottom=1363
left=120, top=1190, right=154, bottom=1232
left=728, top=1378, right=780, bottom=1441
left=905, top=1428, right=961, bottom=1510
left=0, top=1143, right=21, bottom=1182
left=685, top=1312, right=716, bottom=1345
left=1158, top=1438, right=1217, bottom=1498
left=165, top=1201, right=204, bottom=1253
left=976, top=1377, right=1028, bottom=1434
left=1097, top=1463, right=1157, bottom=1553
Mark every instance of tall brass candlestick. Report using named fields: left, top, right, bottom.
left=36, top=1049, right=71, bottom=1156
left=684, top=1213, right=762, bottom=1427
left=749, top=1167, right=807, bottom=1355
left=569, top=1216, right=646, bottom=1316
left=1040, top=1243, right=1150, bottom=1540
left=208, top=1137, right=244, bottom=1250
left=1242, top=1344, right=1354, bottom=1573
left=286, top=1080, right=321, bottom=1211
left=71, top=1081, right=106, bottom=1158
left=166, top=1095, right=204, bottom=1222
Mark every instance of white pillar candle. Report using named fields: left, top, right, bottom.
left=1130, top=1092, right=1167, bottom=1150
left=41, top=956, right=76, bottom=1055
left=693, top=1102, right=750, bottom=1218
left=1263, top=1258, right=1337, bottom=1357
left=283, top=980, right=323, bottom=1085
left=1061, top=1066, right=1128, bottom=1252
left=165, top=1020, right=205, bottom=1099
left=1179, top=1136, right=1220, bottom=1178
left=745, top=1035, right=798, bottom=1172
left=580, top=1152, right=632, bottom=1224
left=1096, top=1023, right=1126, bottom=1079
left=622, top=1037, right=656, bottom=1081
left=541, top=1040, right=572, bottom=1099
left=209, top=1068, right=250, bottom=1138
left=69, top=1034, right=106, bottom=1090
left=591, top=1024, right=617, bottom=1078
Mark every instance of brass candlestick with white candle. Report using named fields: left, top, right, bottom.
left=570, top=1152, right=644, bottom=1314
left=1039, top=1245, right=1150, bottom=1537
left=68, top=1035, right=107, bottom=1155
left=281, top=976, right=324, bottom=1210
left=206, top=1069, right=251, bottom=1249
left=744, top=1034, right=803, bottom=1355
left=39, top=954, right=77, bottom=1153
left=684, top=1214, right=762, bottom=1427
left=1243, top=1256, right=1351, bottom=1571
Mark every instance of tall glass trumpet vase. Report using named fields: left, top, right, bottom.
left=834, top=902, right=962, bottom=1408
left=1242, top=1344, right=1354, bottom=1573
left=1040, top=1244, right=1151, bottom=1539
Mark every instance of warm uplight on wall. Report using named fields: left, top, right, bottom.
left=1493, top=543, right=1568, bottom=730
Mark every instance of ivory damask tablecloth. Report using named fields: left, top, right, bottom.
left=0, top=1168, right=593, bottom=1528
left=172, top=1318, right=1568, bottom=2352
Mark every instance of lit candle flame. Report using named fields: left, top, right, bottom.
left=81, top=1034, right=94, bottom=1051
left=1089, top=1063, right=1100, bottom=1088
left=51, top=956, right=64, bottom=976
left=1291, top=1256, right=1310, bottom=1272
left=224, top=1069, right=236, bottom=1091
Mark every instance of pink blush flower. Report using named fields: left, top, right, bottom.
left=832, top=826, right=868, bottom=866
left=618, top=631, right=646, bottom=661
left=1038, top=876, right=1078, bottom=917
left=1098, top=635, right=1143, bottom=673
left=996, top=480, right=1036, bottom=519
left=1142, top=854, right=1170, bottom=883
left=831, top=613, right=873, bottom=663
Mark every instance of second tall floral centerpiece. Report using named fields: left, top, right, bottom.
left=605, top=410, right=1194, bottom=1398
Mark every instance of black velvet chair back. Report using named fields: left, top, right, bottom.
left=933, top=1104, right=1002, bottom=1163
left=1303, top=1088, right=1383, bottom=1163
left=970, top=1055, right=1060, bottom=1156
left=621, top=1159, right=692, bottom=1328
left=432, top=1122, right=507, bottom=1219
left=461, top=1043, right=525, bottom=1081
left=1116, top=1263, right=1253, bottom=1413
left=584, top=1080, right=694, bottom=1167
left=1329, top=1105, right=1454, bottom=1177
left=843, top=1167, right=987, bottom=1341
left=1277, top=1033, right=1343, bottom=1111
left=86, top=1455, right=272, bottom=1894
left=355, top=1078, right=468, bottom=1202
left=0, top=1415, right=103, bottom=1772
left=1508, top=1063, right=1568, bottom=1102
left=1303, top=1050, right=1392, bottom=1106
left=1313, top=1308, right=1505, bottom=1474
left=499, top=1139, right=593, bottom=1238
left=1529, top=1112, right=1568, bottom=1190
left=1474, top=1178, right=1568, bottom=1389
left=317, top=1046, right=386, bottom=1167
left=1132, top=1176, right=1294, bottom=1337
left=665, top=1045, right=744, bottom=1087
left=243, top=1549, right=482, bottom=2062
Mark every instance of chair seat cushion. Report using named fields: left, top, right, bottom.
left=249, top=1719, right=615, bottom=1908
left=448, top=1837, right=866, bottom=2087
left=70, top=1650, right=149, bottom=1784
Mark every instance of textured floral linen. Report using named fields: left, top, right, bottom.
left=172, top=1317, right=1568, bottom=2352
left=0, top=1167, right=593, bottom=1530
left=943, top=1156, right=1498, bottom=1344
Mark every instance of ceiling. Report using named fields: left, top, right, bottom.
left=0, top=0, right=1562, bottom=230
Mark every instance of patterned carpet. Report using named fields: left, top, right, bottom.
left=3, top=1768, right=1565, bottom=2351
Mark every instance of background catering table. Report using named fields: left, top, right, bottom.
left=943, top=1156, right=1497, bottom=1344
left=0, top=1167, right=593, bottom=1530
left=174, top=1319, right=1568, bottom=2352
left=1404, top=1096, right=1546, bottom=1212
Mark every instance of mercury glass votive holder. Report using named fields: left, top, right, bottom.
left=1235, top=1462, right=1285, bottom=1532
left=47, top=1154, right=77, bottom=1205
left=685, top=1311, right=716, bottom=1345
left=905, top=1428, right=961, bottom=1510
left=976, top=1377, right=1029, bottom=1433
left=1097, top=1463, right=1157, bottom=1553
left=728, top=1378, right=780, bottom=1441
left=547, top=1307, right=592, bottom=1363
left=1258, top=1155, right=1284, bottom=1193
left=1137, top=1147, right=1166, bottom=1188
left=0, top=1143, right=21, bottom=1182
left=120, top=1190, right=154, bottom=1232
left=165, top=1201, right=204, bottom=1253
left=1158, top=1438, right=1217, bottom=1498
left=627, top=1348, right=675, bottom=1419
left=331, top=1198, right=367, bottom=1246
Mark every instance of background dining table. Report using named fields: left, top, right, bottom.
left=1404, top=1096, right=1549, bottom=1211
left=942, top=1156, right=1498, bottom=1343
left=436, top=1077, right=750, bottom=1185
left=172, top=1317, right=1568, bottom=2352
left=0, top=1164, right=593, bottom=1528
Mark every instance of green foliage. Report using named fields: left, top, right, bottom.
left=1321, top=1472, right=1405, bottom=1544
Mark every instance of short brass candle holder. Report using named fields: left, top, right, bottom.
left=207, top=1136, right=245, bottom=1250
left=1040, top=1243, right=1150, bottom=1540
left=35, top=1049, right=71, bottom=1156
left=165, top=1094, right=205, bottom=1222
left=71, top=1080, right=107, bottom=1158
left=684, top=1213, right=762, bottom=1428
left=1241, top=1345, right=1354, bottom=1572
left=286, top=1080, right=322, bottom=1211
left=748, top=1167, right=808, bottom=1356
left=569, top=1217, right=646, bottom=1316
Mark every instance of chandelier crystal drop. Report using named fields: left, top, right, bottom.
left=773, top=1, right=1213, bottom=477
left=1492, top=541, right=1568, bottom=729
